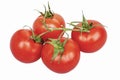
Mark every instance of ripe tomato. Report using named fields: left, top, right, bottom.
left=41, top=38, right=80, bottom=73
left=10, top=29, right=42, bottom=63
left=72, top=20, right=107, bottom=53
left=33, top=13, right=65, bottom=41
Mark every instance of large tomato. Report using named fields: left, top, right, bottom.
left=41, top=38, right=80, bottom=73
left=72, top=20, right=107, bottom=53
left=10, top=29, right=42, bottom=63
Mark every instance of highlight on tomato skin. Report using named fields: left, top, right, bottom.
left=10, top=29, right=43, bottom=63
left=71, top=20, right=107, bottom=53
left=41, top=37, right=80, bottom=73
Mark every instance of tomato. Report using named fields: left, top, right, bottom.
left=33, top=4, right=65, bottom=41
left=10, top=29, right=42, bottom=63
left=71, top=20, right=107, bottom=53
left=33, top=13, right=65, bottom=41
left=41, top=38, right=80, bottom=73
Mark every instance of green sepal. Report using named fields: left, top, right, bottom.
left=80, top=13, right=94, bottom=32
left=47, top=39, right=64, bottom=61
left=41, top=2, right=54, bottom=18
left=31, top=35, right=42, bottom=43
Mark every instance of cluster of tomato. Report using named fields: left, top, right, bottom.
left=10, top=3, right=107, bottom=74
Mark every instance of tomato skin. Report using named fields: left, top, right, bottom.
left=72, top=20, right=107, bottom=53
left=33, top=13, right=65, bottom=41
left=10, top=29, right=42, bottom=63
left=41, top=38, right=80, bottom=73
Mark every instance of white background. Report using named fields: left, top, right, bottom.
left=0, top=0, right=120, bottom=80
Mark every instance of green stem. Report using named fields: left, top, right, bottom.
left=70, top=21, right=81, bottom=24
left=23, top=25, right=42, bottom=43
left=43, top=2, right=54, bottom=18
left=62, top=32, right=69, bottom=46
left=37, top=30, right=50, bottom=38
left=42, top=18, right=81, bottom=32
left=58, top=31, right=65, bottom=41
left=48, top=27, right=80, bottom=32
left=23, top=25, right=36, bottom=38
left=42, top=19, right=50, bottom=31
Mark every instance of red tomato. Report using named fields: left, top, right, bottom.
left=41, top=38, right=80, bottom=73
left=10, top=29, right=42, bottom=63
left=33, top=13, right=65, bottom=41
left=72, top=20, right=107, bottom=53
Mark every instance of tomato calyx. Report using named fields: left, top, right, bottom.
left=47, top=38, right=64, bottom=61
left=31, top=34, right=43, bottom=43
left=69, top=13, right=94, bottom=32
left=23, top=25, right=44, bottom=43
left=30, top=29, right=43, bottom=43
left=40, top=2, right=54, bottom=18
left=81, top=14, right=93, bottom=32
left=46, top=31, right=68, bottom=62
